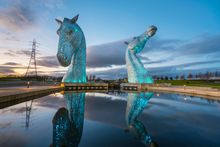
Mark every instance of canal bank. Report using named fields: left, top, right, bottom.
left=0, top=86, right=63, bottom=105
left=1, top=83, right=220, bottom=108
left=121, top=83, right=220, bottom=99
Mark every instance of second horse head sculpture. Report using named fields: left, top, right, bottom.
left=125, top=26, right=157, bottom=84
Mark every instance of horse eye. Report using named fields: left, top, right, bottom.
left=68, top=30, right=73, bottom=35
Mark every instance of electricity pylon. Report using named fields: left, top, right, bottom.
left=25, top=39, right=38, bottom=79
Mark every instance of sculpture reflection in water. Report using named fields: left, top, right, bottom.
left=125, top=92, right=158, bottom=146
left=125, top=26, right=157, bottom=84
left=51, top=93, right=85, bottom=147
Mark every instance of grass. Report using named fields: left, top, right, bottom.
left=155, top=80, right=220, bottom=89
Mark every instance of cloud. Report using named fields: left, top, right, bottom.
left=3, top=62, right=21, bottom=66
left=143, top=58, right=172, bottom=64
left=6, top=32, right=213, bottom=74
left=87, top=40, right=127, bottom=68
left=87, top=34, right=220, bottom=68
left=87, top=59, right=220, bottom=79
left=3, top=52, right=15, bottom=57
left=4, top=49, right=39, bottom=57
left=0, top=68, right=16, bottom=74
left=37, top=56, right=60, bottom=68
left=86, top=37, right=184, bottom=68
left=0, top=3, right=36, bottom=31
left=143, top=60, right=220, bottom=76
left=41, top=0, right=65, bottom=9
left=1, top=28, right=219, bottom=78
left=143, top=37, right=183, bottom=53
left=179, top=60, right=220, bottom=68
left=177, top=34, right=220, bottom=56
left=16, top=50, right=32, bottom=56
left=62, top=34, right=220, bottom=79
left=87, top=66, right=127, bottom=79
left=0, top=30, right=19, bottom=41
left=0, top=0, right=64, bottom=32
left=0, top=64, right=26, bottom=75
left=0, top=55, right=60, bottom=75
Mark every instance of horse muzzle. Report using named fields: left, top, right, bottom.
left=147, top=25, right=157, bottom=37
left=57, top=53, right=71, bottom=67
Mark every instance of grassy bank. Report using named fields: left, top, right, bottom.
left=155, top=80, right=220, bottom=89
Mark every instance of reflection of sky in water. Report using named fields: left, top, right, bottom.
left=0, top=92, right=220, bottom=147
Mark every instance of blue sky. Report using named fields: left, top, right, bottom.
left=0, top=0, right=220, bottom=78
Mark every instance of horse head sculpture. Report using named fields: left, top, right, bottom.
left=56, top=14, right=87, bottom=83
left=125, top=25, right=157, bottom=84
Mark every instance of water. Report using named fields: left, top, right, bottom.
left=0, top=91, right=220, bottom=147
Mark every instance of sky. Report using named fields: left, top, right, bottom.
left=0, top=0, right=220, bottom=79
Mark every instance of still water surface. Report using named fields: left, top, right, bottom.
left=0, top=91, right=220, bottom=147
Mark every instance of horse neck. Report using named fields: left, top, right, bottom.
left=70, top=37, right=86, bottom=66
left=126, top=33, right=149, bottom=69
left=126, top=49, right=145, bottom=71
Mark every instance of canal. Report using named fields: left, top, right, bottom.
left=0, top=91, right=220, bottom=147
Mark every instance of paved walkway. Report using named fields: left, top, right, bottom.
left=145, top=85, right=220, bottom=99
left=0, top=86, right=63, bottom=104
left=121, top=83, right=220, bottom=99
left=0, top=86, right=61, bottom=97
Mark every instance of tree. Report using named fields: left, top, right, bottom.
left=180, top=75, right=185, bottom=80
left=170, top=77, right=173, bottom=80
left=215, top=71, right=218, bottom=77
left=175, top=75, right=179, bottom=80
left=165, top=76, right=168, bottom=80
left=198, top=72, right=203, bottom=79
left=153, top=75, right=157, bottom=80
left=89, top=75, right=92, bottom=81
left=209, top=72, right=214, bottom=78
left=187, top=73, right=193, bottom=79
left=195, top=74, right=199, bottom=79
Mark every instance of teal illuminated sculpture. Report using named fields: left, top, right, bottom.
left=125, top=26, right=157, bottom=84
left=126, top=92, right=157, bottom=146
left=56, top=14, right=86, bottom=83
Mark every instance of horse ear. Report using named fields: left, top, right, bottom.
left=55, top=18, right=62, bottom=25
left=71, top=14, right=79, bottom=23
